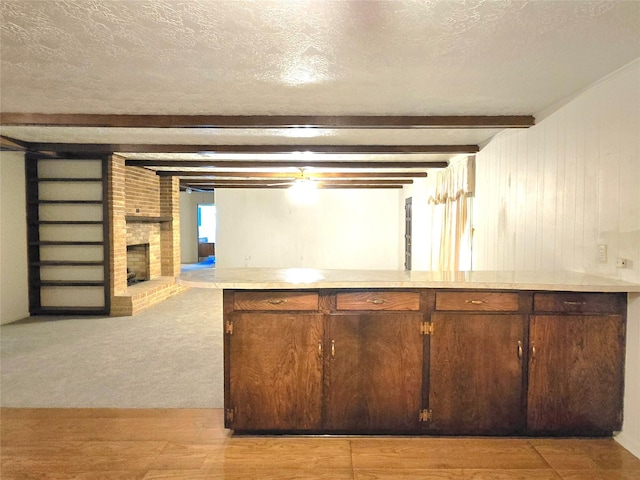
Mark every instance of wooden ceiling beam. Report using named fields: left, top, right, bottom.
left=178, top=171, right=428, bottom=179
left=183, top=184, right=403, bottom=190
left=2, top=113, right=535, bottom=129
left=0, top=135, right=28, bottom=151
left=151, top=161, right=448, bottom=171
left=31, top=144, right=477, bottom=154
left=180, top=179, right=413, bottom=186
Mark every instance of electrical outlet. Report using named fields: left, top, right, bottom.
left=598, top=244, right=607, bottom=263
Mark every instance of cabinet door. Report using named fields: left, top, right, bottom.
left=527, top=314, right=624, bottom=435
left=428, top=314, right=525, bottom=434
left=324, top=313, right=424, bottom=432
left=227, top=312, right=324, bottom=431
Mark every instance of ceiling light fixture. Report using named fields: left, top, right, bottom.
left=287, top=168, right=319, bottom=204
left=285, top=126, right=323, bottom=138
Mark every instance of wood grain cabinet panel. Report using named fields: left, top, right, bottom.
left=324, top=313, right=424, bottom=432
left=435, top=291, right=520, bottom=311
left=226, top=312, right=324, bottom=431
left=336, top=291, right=421, bottom=311
left=428, top=313, right=525, bottom=435
left=527, top=313, right=625, bottom=435
left=233, top=291, right=319, bottom=311
left=533, top=292, right=626, bottom=314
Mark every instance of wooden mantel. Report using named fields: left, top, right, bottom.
left=125, top=215, right=172, bottom=223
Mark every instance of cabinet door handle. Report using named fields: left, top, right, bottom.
left=531, top=345, right=537, bottom=360
left=367, top=298, right=385, bottom=305
left=267, top=299, right=286, bottom=305
left=317, top=340, right=323, bottom=359
left=331, top=340, right=336, bottom=359
left=517, top=341, right=523, bottom=360
left=466, top=299, right=486, bottom=305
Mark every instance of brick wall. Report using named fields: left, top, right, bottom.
left=108, top=156, right=183, bottom=316
left=125, top=166, right=160, bottom=216
left=108, top=155, right=127, bottom=296
left=160, top=176, right=180, bottom=277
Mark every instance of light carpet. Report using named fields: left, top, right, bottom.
left=0, top=287, right=224, bottom=408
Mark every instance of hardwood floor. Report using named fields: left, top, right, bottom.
left=2, top=408, right=639, bottom=479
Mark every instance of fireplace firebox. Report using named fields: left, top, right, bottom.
left=126, top=243, right=150, bottom=286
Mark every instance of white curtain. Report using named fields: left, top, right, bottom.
left=429, top=155, right=475, bottom=271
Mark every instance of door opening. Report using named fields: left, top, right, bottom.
left=197, top=204, right=216, bottom=263
left=404, top=197, right=412, bottom=270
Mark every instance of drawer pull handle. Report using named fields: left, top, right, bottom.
left=517, top=341, right=523, bottom=360
left=563, top=301, right=586, bottom=306
left=331, top=340, right=336, bottom=359
left=466, top=300, right=486, bottom=305
left=267, top=299, right=287, bottom=305
left=367, top=298, right=385, bottom=305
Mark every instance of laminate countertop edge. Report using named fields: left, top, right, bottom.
left=177, top=268, right=640, bottom=293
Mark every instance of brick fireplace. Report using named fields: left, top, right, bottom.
left=108, top=155, right=186, bottom=316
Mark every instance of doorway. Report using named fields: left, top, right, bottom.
left=404, top=197, right=412, bottom=270
left=197, top=204, right=216, bottom=263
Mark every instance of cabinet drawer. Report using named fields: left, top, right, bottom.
left=533, top=293, right=626, bottom=314
left=336, top=291, right=420, bottom=311
left=435, top=291, right=520, bottom=311
left=233, top=291, right=319, bottom=311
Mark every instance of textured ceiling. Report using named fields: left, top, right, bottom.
left=1, top=0, right=639, bottom=184
left=2, top=0, right=640, bottom=115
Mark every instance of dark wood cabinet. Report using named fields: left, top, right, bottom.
left=197, top=241, right=215, bottom=260
left=324, top=312, right=424, bottom=432
left=223, top=288, right=627, bottom=436
left=325, top=290, right=425, bottom=432
left=428, top=312, right=525, bottom=434
left=225, top=289, right=427, bottom=433
left=527, top=293, right=626, bottom=435
left=428, top=291, right=527, bottom=434
left=226, top=311, right=324, bottom=431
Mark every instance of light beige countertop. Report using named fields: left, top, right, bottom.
left=177, top=267, right=640, bottom=292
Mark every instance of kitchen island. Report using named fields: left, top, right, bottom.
left=178, top=268, right=640, bottom=436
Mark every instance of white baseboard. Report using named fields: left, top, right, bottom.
left=615, top=431, right=640, bottom=459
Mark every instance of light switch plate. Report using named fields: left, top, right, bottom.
left=598, top=245, right=607, bottom=263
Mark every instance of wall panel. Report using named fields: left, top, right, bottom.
left=0, top=152, right=29, bottom=324
left=474, top=61, right=640, bottom=285
left=473, top=59, right=640, bottom=457
left=216, top=188, right=403, bottom=270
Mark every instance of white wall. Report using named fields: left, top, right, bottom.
left=472, top=59, right=640, bottom=456
left=215, top=188, right=404, bottom=270
left=473, top=60, right=640, bottom=283
left=179, top=191, right=215, bottom=264
left=0, top=151, right=29, bottom=324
